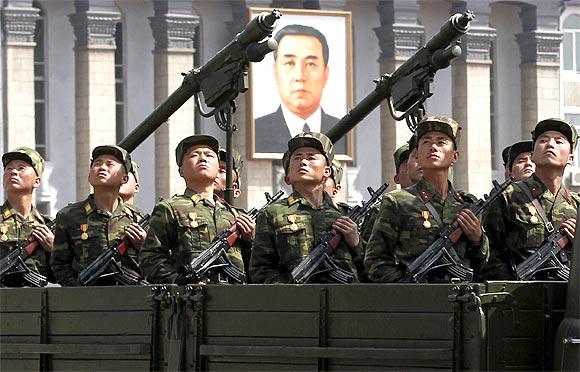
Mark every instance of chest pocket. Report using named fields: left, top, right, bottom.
left=70, top=226, right=105, bottom=267
left=175, top=211, right=211, bottom=263
left=513, top=208, right=545, bottom=249
left=399, top=216, right=436, bottom=258
left=275, top=220, right=310, bottom=266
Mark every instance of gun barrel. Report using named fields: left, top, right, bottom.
left=425, top=11, right=473, bottom=52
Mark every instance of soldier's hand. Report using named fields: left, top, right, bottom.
left=457, top=209, right=482, bottom=245
left=31, top=224, right=54, bottom=252
left=332, top=216, right=359, bottom=247
left=124, top=223, right=147, bottom=249
left=236, top=214, right=256, bottom=241
left=561, top=218, right=576, bottom=241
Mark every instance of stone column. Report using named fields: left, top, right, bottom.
left=374, top=0, right=424, bottom=191
left=516, top=2, right=562, bottom=138
left=149, top=1, right=199, bottom=200
left=1, top=0, right=39, bottom=151
left=451, top=1, right=495, bottom=196
left=69, top=0, right=120, bottom=197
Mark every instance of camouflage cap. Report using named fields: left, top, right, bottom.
left=282, top=149, right=291, bottom=173
left=531, top=118, right=578, bottom=150
left=393, top=144, right=410, bottom=174
left=2, top=147, right=45, bottom=177
left=330, top=159, right=344, bottom=185
left=501, top=146, right=511, bottom=167
left=287, top=131, right=334, bottom=166
left=175, top=135, right=219, bottom=166
left=130, top=160, right=140, bottom=182
left=407, top=133, right=418, bottom=153
left=507, top=141, right=533, bottom=171
left=415, top=116, right=462, bottom=147
left=91, top=145, right=132, bottom=173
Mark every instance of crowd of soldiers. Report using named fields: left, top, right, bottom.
left=0, top=115, right=577, bottom=286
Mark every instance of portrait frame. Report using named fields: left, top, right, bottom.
left=247, top=7, right=354, bottom=161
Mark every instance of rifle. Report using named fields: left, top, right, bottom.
left=516, top=228, right=570, bottom=281
left=0, top=221, right=55, bottom=287
left=184, top=190, right=284, bottom=284
left=78, top=214, right=151, bottom=286
left=290, top=182, right=389, bottom=284
left=407, top=178, right=513, bottom=283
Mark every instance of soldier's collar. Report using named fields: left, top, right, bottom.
left=0, top=200, right=41, bottom=222
left=184, top=188, right=216, bottom=207
left=286, top=190, right=339, bottom=210
left=1, top=201, right=15, bottom=221
left=416, top=178, right=462, bottom=203
left=85, top=195, right=130, bottom=217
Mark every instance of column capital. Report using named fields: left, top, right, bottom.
left=1, top=2, right=40, bottom=44
left=149, top=14, right=200, bottom=50
left=458, top=27, right=496, bottom=62
left=374, top=0, right=424, bottom=60
left=69, top=9, right=121, bottom=48
left=516, top=30, right=562, bottom=64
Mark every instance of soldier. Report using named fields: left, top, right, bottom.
left=483, top=119, right=578, bottom=280
left=406, top=133, right=423, bottom=186
left=138, top=135, right=255, bottom=284
left=51, top=146, right=146, bottom=286
left=214, top=148, right=243, bottom=201
left=501, top=145, right=511, bottom=180
left=393, top=144, right=411, bottom=187
left=250, top=132, right=360, bottom=284
left=365, top=116, right=489, bottom=283
left=324, top=159, right=344, bottom=198
left=1, top=147, right=54, bottom=286
left=505, top=141, right=534, bottom=181
left=119, top=160, right=140, bottom=205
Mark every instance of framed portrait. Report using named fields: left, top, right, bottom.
left=247, top=7, right=354, bottom=160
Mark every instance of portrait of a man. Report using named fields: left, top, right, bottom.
left=249, top=9, right=352, bottom=159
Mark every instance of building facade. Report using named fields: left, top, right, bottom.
left=1, top=0, right=579, bottom=215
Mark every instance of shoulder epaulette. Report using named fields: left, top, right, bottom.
left=83, top=201, right=94, bottom=216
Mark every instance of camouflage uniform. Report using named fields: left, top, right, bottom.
left=365, top=116, right=489, bottom=283
left=365, top=178, right=489, bottom=282
left=138, top=188, right=247, bottom=284
left=0, top=202, right=53, bottom=286
left=483, top=174, right=579, bottom=279
left=483, top=118, right=579, bottom=279
left=50, top=195, right=142, bottom=286
left=250, top=191, right=359, bottom=283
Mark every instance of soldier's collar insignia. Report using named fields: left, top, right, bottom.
left=83, top=202, right=94, bottom=215
left=190, top=194, right=202, bottom=204
left=287, top=195, right=299, bottom=206
left=2, top=208, right=12, bottom=219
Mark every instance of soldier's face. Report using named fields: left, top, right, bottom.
left=179, top=145, right=219, bottom=185
left=532, top=131, right=574, bottom=169
left=407, top=149, right=423, bottom=185
left=274, top=35, right=329, bottom=120
left=88, top=155, right=128, bottom=189
left=417, top=131, right=458, bottom=170
left=510, top=152, right=534, bottom=181
left=287, top=146, right=330, bottom=185
left=394, top=160, right=410, bottom=188
left=214, top=160, right=240, bottom=199
left=119, top=172, right=139, bottom=201
left=3, top=159, right=40, bottom=193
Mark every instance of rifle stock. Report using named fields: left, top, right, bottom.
left=290, top=183, right=389, bottom=284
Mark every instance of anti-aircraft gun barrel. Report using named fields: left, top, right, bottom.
left=325, top=11, right=474, bottom=144
left=118, top=10, right=280, bottom=153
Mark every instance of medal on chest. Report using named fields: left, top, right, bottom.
left=0, top=225, right=8, bottom=242
left=80, top=224, right=89, bottom=240
left=287, top=214, right=299, bottom=231
left=421, top=211, right=431, bottom=229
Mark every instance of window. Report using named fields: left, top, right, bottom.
left=563, top=14, right=580, bottom=73
left=115, top=22, right=124, bottom=142
left=33, top=3, right=47, bottom=159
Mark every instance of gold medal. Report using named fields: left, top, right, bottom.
left=190, top=220, right=198, bottom=228
left=290, top=223, right=298, bottom=231
left=0, top=234, right=8, bottom=242
left=530, top=215, right=539, bottom=224
left=528, top=205, right=536, bottom=215
left=0, top=225, right=8, bottom=241
left=421, top=211, right=431, bottom=229
left=287, top=215, right=296, bottom=223
left=188, top=212, right=197, bottom=220
left=80, top=224, right=88, bottom=240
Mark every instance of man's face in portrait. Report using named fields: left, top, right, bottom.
left=274, top=34, right=329, bottom=120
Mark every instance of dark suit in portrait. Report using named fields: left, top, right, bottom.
left=254, top=106, right=346, bottom=154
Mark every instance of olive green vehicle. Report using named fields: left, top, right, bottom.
left=2, top=9, right=578, bottom=372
